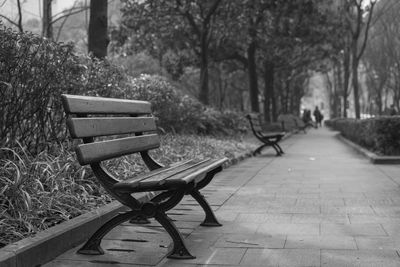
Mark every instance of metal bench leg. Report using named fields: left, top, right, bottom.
left=274, top=143, right=284, bottom=154
left=271, top=144, right=282, bottom=156
left=253, top=144, right=267, bottom=155
left=154, top=211, right=195, bottom=259
left=78, top=211, right=136, bottom=255
left=190, top=189, right=222, bottom=227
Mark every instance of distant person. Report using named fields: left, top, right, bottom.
left=390, top=104, right=397, bottom=116
left=302, top=109, right=315, bottom=128
left=313, top=106, right=323, bottom=128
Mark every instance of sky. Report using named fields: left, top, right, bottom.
left=0, top=0, right=80, bottom=21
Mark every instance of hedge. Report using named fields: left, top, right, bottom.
left=325, top=117, right=400, bottom=156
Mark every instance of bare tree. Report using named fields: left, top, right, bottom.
left=344, top=0, right=376, bottom=118
left=0, top=0, right=23, bottom=32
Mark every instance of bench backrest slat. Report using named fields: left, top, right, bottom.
left=247, top=114, right=262, bottom=132
left=76, top=134, right=159, bottom=165
left=62, top=94, right=160, bottom=165
left=67, top=117, right=157, bottom=138
left=62, top=94, right=152, bottom=114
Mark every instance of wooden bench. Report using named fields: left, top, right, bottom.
left=62, top=94, right=228, bottom=259
left=277, top=114, right=298, bottom=132
left=293, top=116, right=315, bottom=133
left=246, top=113, right=285, bottom=156
left=278, top=114, right=314, bottom=133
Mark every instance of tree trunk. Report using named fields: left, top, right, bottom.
left=343, top=47, right=350, bottom=118
left=88, top=0, right=109, bottom=59
left=263, top=60, right=274, bottom=122
left=42, top=0, right=53, bottom=39
left=335, top=62, right=343, bottom=118
left=199, top=32, right=209, bottom=105
left=352, top=42, right=360, bottom=119
left=247, top=40, right=259, bottom=112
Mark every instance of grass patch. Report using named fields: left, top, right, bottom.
left=0, top=134, right=257, bottom=248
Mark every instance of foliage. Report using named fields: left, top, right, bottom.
left=0, top=143, right=110, bottom=248
left=0, top=134, right=257, bottom=248
left=0, top=26, right=77, bottom=153
left=0, top=25, right=133, bottom=153
left=121, top=74, right=248, bottom=135
left=364, top=0, right=400, bottom=114
left=325, top=117, right=400, bottom=155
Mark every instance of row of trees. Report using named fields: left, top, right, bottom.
left=113, top=0, right=345, bottom=122
left=3, top=0, right=391, bottom=120
left=363, top=0, right=400, bottom=115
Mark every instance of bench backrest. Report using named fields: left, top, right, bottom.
left=293, top=116, right=305, bottom=127
left=246, top=113, right=263, bottom=133
left=277, top=114, right=297, bottom=131
left=62, top=94, right=159, bottom=166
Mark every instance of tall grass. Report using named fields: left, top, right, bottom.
left=0, top=134, right=257, bottom=248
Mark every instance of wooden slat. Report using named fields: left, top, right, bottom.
left=62, top=94, right=152, bottom=115
left=120, top=159, right=197, bottom=185
left=113, top=158, right=228, bottom=193
left=67, top=117, right=157, bottom=138
left=167, top=158, right=228, bottom=184
left=142, top=159, right=212, bottom=183
left=76, top=134, right=160, bottom=165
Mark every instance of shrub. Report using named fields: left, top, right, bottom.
left=121, top=74, right=248, bottom=135
left=0, top=26, right=132, bottom=153
left=325, top=117, right=400, bottom=155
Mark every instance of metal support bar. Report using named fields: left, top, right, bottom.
left=154, top=211, right=195, bottom=259
left=78, top=210, right=137, bottom=255
left=190, top=189, right=222, bottom=227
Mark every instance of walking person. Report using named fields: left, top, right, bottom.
left=313, top=106, right=323, bottom=128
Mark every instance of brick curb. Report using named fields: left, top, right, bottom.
left=0, top=201, right=127, bottom=267
left=335, top=133, right=400, bottom=164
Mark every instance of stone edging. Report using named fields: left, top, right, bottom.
left=0, top=201, right=127, bottom=267
left=335, top=133, right=400, bottom=164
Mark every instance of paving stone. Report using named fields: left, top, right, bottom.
left=355, top=236, right=400, bottom=250
left=214, top=233, right=286, bottom=249
left=57, top=241, right=168, bottom=266
left=257, top=223, right=320, bottom=236
left=321, top=249, right=400, bottom=267
left=44, top=259, right=146, bottom=266
left=285, top=235, right=357, bottom=249
left=349, top=214, right=400, bottom=224
left=240, top=248, right=320, bottom=267
left=321, top=223, right=387, bottom=236
left=165, top=247, right=246, bottom=265
left=291, top=214, right=350, bottom=224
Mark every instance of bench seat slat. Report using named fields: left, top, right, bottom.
left=62, top=94, right=152, bottom=115
left=113, top=158, right=228, bottom=193
left=67, top=117, right=157, bottom=138
left=76, top=134, right=160, bottom=165
left=167, top=158, right=228, bottom=184
left=119, top=159, right=199, bottom=185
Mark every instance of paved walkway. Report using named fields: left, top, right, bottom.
left=46, top=128, right=400, bottom=266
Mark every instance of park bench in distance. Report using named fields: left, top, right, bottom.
left=278, top=114, right=314, bottom=133
left=246, top=113, right=285, bottom=156
left=61, top=94, right=228, bottom=259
